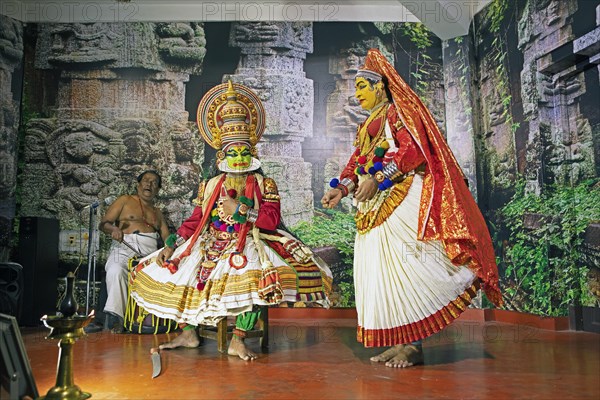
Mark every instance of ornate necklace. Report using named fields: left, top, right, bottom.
left=353, top=103, right=390, bottom=176
left=355, top=102, right=388, bottom=154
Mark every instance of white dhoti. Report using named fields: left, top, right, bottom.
left=354, top=174, right=477, bottom=347
left=104, top=232, right=160, bottom=319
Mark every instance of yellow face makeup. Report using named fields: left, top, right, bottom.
left=354, top=77, right=378, bottom=111
left=225, top=145, right=252, bottom=171
left=354, top=77, right=385, bottom=111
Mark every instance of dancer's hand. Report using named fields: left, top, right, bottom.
left=321, top=189, right=343, bottom=209
left=221, top=195, right=239, bottom=216
left=157, top=246, right=174, bottom=265
left=354, top=178, right=378, bottom=202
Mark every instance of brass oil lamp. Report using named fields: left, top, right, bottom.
left=39, top=272, right=93, bottom=400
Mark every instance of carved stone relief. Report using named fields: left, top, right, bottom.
left=21, top=21, right=206, bottom=267
left=478, top=53, right=516, bottom=194
left=442, top=36, right=478, bottom=198
left=229, top=21, right=315, bottom=226
left=0, top=15, right=23, bottom=258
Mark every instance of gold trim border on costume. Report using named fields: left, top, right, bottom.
left=354, top=175, right=414, bottom=234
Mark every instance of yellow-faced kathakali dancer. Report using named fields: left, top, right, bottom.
left=130, top=81, right=332, bottom=360
left=322, top=49, right=502, bottom=368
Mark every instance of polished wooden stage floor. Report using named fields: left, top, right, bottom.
left=17, top=311, right=600, bottom=399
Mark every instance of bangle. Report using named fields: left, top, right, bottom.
left=246, top=208, right=258, bottom=223
left=329, top=178, right=356, bottom=198
left=340, top=178, right=356, bottom=193
left=382, top=162, right=406, bottom=183
left=329, top=178, right=347, bottom=197
left=337, top=184, right=349, bottom=197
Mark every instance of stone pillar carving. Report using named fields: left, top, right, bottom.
left=228, top=21, right=314, bottom=226
left=0, top=15, right=23, bottom=260
left=442, top=36, right=479, bottom=200
left=23, top=22, right=206, bottom=251
left=475, top=15, right=519, bottom=205
left=519, top=0, right=597, bottom=190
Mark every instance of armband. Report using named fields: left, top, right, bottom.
left=382, top=162, right=406, bottom=183
left=165, top=233, right=177, bottom=248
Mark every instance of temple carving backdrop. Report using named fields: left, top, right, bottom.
left=0, top=0, right=598, bottom=312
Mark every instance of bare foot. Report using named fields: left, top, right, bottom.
left=158, top=329, right=200, bottom=350
left=370, top=344, right=405, bottom=363
left=228, top=335, right=257, bottom=361
left=384, top=344, right=423, bottom=368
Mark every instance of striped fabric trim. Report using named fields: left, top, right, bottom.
left=264, top=240, right=333, bottom=301
left=357, top=280, right=480, bottom=347
left=132, top=266, right=299, bottom=313
left=355, top=176, right=414, bottom=234
left=298, top=292, right=326, bottom=302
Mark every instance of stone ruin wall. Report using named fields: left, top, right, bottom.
left=0, top=14, right=23, bottom=261
left=22, top=22, right=207, bottom=267
left=475, top=0, right=599, bottom=203
left=1, top=8, right=597, bottom=265
left=227, top=21, right=315, bottom=226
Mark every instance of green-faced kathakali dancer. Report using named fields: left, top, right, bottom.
left=130, top=81, right=332, bottom=360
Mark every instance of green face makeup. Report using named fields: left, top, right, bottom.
left=225, top=145, right=252, bottom=170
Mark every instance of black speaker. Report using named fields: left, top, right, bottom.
left=0, top=262, right=23, bottom=318
left=17, top=217, right=59, bottom=326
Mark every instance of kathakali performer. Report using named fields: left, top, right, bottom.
left=321, top=49, right=502, bottom=368
left=130, top=81, right=332, bottom=360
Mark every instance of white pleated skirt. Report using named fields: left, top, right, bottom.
left=354, top=174, right=478, bottom=347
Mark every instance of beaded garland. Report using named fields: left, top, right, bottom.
left=329, top=135, right=395, bottom=193
left=163, top=188, right=253, bottom=275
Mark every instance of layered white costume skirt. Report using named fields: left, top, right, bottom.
left=354, top=174, right=478, bottom=347
left=130, top=230, right=331, bottom=327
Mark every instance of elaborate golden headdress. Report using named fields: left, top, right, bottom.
left=197, top=81, right=266, bottom=171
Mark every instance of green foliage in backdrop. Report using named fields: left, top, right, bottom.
left=291, top=209, right=357, bottom=307
left=499, top=179, right=600, bottom=316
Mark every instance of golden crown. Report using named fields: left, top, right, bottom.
left=197, top=80, right=266, bottom=153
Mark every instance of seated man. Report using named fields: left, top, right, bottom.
left=89, top=170, right=170, bottom=333
left=130, top=81, right=332, bottom=360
